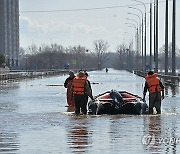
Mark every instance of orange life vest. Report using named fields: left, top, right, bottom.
left=66, top=79, right=74, bottom=106
left=145, top=73, right=162, bottom=93
left=73, top=76, right=87, bottom=95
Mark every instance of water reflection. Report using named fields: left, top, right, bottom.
left=164, top=116, right=178, bottom=154
left=165, top=86, right=169, bottom=96
left=0, top=131, right=19, bottom=153
left=147, top=115, right=162, bottom=153
left=67, top=117, right=91, bottom=153
left=170, top=85, right=179, bottom=97
left=164, top=79, right=179, bottom=97
left=143, top=115, right=179, bottom=154
left=165, top=84, right=180, bottom=97
left=0, top=82, right=20, bottom=153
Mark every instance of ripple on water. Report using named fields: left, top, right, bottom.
left=0, top=69, right=180, bottom=154
left=0, top=131, right=19, bottom=153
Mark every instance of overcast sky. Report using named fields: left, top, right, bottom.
left=19, top=0, right=180, bottom=53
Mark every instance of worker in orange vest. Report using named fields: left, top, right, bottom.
left=72, top=71, right=94, bottom=115
left=143, top=71, right=165, bottom=114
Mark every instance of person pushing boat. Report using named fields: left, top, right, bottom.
left=143, top=71, right=165, bottom=114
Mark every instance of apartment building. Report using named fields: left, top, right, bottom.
left=0, top=0, right=19, bottom=68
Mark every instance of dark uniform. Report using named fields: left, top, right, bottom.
left=143, top=71, right=165, bottom=114
left=84, top=72, right=92, bottom=106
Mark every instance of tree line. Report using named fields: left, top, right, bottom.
left=113, top=43, right=180, bottom=73
left=18, top=40, right=110, bottom=71
left=10, top=40, right=180, bottom=73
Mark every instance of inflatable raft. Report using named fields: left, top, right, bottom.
left=88, top=90, right=148, bottom=115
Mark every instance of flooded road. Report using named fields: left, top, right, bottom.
left=0, top=69, right=180, bottom=154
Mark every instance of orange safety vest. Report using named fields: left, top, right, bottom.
left=66, top=79, right=74, bottom=106
left=73, top=76, right=87, bottom=95
left=145, top=73, right=162, bottom=93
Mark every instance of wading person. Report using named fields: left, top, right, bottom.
left=84, top=71, right=92, bottom=104
left=105, top=68, right=108, bottom=73
left=143, top=71, right=165, bottom=114
left=72, top=71, right=94, bottom=115
left=64, top=70, right=76, bottom=106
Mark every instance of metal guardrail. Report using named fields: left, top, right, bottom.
left=0, top=70, right=70, bottom=84
left=0, top=68, right=96, bottom=84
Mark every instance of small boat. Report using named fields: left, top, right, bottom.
left=88, top=90, right=148, bottom=115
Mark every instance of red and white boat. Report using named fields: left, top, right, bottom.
left=88, top=90, right=148, bottom=115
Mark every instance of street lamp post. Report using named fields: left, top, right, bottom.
left=25, top=54, right=27, bottom=73
left=126, top=17, right=138, bottom=28
left=125, top=22, right=138, bottom=49
left=126, top=18, right=139, bottom=55
left=132, top=0, right=147, bottom=72
left=129, top=6, right=144, bottom=71
left=172, top=0, right=176, bottom=75
left=150, top=1, right=152, bottom=70
left=123, top=32, right=133, bottom=51
left=155, top=0, right=159, bottom=73
left=124, top=22, right=138, bottom=70
left=123, top=34, right=132, bottom=70
left=128, top=12, right=142, bottom=69
left=124, top=32, right=133, bottom=38
left=154, top=0, right=156, bottom=65
left=165, top=0, right=169, bottom=75
left=128, top=13, right=141, bottom=52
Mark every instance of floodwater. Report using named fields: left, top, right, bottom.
left=0, top=69, right=180, bottom=154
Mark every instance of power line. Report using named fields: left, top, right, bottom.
left=20, top=0, right=172, bottom=13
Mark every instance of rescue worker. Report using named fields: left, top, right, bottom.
left=84, top=71, right=92, bottom=91
left=84, top=71, right=92, bottom=106
left=72, top=71, right=94, bottom=115
left=64, top=70, right=76, bottom=106
left=143, top=71, right=165, bottom=114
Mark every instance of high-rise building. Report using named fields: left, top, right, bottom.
left=0, top=0, right=19, bottom=68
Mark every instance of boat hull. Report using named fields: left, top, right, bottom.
left=88, top=90, right=148, bottom=115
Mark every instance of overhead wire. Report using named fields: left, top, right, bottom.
left=20, top=0, right=172, bottom=13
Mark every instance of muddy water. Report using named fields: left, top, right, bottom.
left=0, top=69, right=179, bottom=154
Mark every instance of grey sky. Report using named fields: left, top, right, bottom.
left=19, top=0, right=180, bottom=53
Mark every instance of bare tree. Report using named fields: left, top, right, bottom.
left=92, top=39, right=110, bottom=70
left=114, top=44, right=128, bottom=69
left=19, top=43, right=101, bottom=70
left=26, top=44, right=38, bottom=54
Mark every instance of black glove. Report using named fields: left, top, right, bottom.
left=142, top=95, right=146, bottom=102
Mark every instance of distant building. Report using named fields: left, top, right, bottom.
left=0, top=0, right=19, bottom=68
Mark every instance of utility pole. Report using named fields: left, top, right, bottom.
left=172, top=0, right=176, bottom=75
left=144, top=8, right=147, bottom=72
left=155, top=0, right=158, bottom=73
left=150, top=2, right=152, bottom=70
left=165, top=0, right=169, bottom=75
left=141, top=17, right=144, bottom=71
left=153, top=0, right=156, bottom=68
